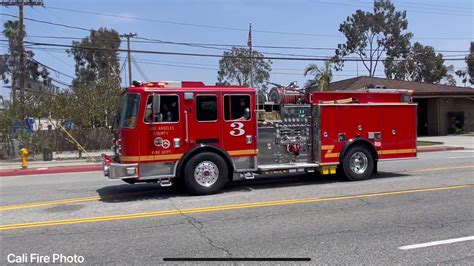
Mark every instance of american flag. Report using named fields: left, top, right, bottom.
left=247, top=23, right=252, bottom=48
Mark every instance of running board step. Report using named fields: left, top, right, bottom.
left=258, top=163, right=320, bottom=171
left=240, top=172, right=255, bottom=180
left=159, top=178, right=172, bottom=187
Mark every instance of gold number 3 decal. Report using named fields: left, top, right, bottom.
left=230, top=122, right=245, bottom=136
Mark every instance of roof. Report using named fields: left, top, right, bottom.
left=329, top=76, right=474, bottom=97
left=128, top=85, right=255, bottom=94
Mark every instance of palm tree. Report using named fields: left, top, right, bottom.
left=3, top=20, right=23, bottom=49
left=304, top=60, right=333, bottom=92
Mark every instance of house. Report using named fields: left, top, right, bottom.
left=328, top=76, right=474, bottom=136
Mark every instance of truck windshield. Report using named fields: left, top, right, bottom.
left=119, top=93, right=140, bottom=129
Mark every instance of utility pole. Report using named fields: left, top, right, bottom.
left=0, top=0, right=43, bottom=110
left=18, top=0, right=24, bottom=110
left=247, top=22, right=253, bottom=88
left=120, top=33, right=137, bottom=86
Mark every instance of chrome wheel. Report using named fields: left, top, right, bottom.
left=349, top=151, right=368, bottom=174
left=194, top=161, right=219, bottom=187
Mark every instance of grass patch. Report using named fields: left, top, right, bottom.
left=417, top=141, right=443, bottom=146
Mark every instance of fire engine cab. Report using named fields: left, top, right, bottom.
left=102, top=80, right=417, bottom=195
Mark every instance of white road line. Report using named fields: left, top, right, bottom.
left=398, top=236, right=474, bottom=250
left=448, top=156, right=474, bottom=159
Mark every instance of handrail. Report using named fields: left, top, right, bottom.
left=184, top=110, right=189, bottom=143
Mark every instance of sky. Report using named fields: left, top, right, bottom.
left=1, top=0, right=473, bottom=99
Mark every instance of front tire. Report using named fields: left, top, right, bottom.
left=341, top=145, right=374, bottom=181
left=183, top=152, right=228, bottom=195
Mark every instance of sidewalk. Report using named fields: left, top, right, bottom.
left=0, top=165, right=102, bottom=177
left=417, top=135, right=473, bottom=152
left=0, top=159, right=101, bottom=170
left=0, top=152, right=107, bottom=176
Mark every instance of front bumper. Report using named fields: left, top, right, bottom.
left=102, top=154, right=138, bottom=180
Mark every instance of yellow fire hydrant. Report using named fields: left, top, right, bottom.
left=20, top=148, right=29, bottom=169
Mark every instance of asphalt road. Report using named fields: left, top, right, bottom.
left=1, top=150, right=473, bottom=264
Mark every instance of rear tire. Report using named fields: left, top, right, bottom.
left=341, top=145, right=374, bottom=181
left=183, top=152, right=228, bottom=195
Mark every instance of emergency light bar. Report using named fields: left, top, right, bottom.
left=132, top=80, right=205, bottom=88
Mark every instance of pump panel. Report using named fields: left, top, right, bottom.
left=257, top=105, right=312, bottom=165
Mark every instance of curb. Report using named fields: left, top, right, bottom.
left=417, top=146, right=465, bottom=153
left=0, top=165, right=102, bottom=177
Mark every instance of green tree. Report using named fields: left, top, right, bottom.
left=334, top=0, right=412, bottom=76
left=217, top=47, right=272, bottom=91
left=304, top=61, right=333, bottom=91
left=67, top=28, right=122, bottom=129
left=2, top=20, right=23, bottom=88
left=68, top=81, right=120, bottom=129
left=455, top=42, right=474, bottom=86
left=385, top=42, right=449, bottom=84
left=469, top=42, right=474, bottom=82
left=1, top=20, right=52, bottom=113
left=68, top=28, right=121, bottom=87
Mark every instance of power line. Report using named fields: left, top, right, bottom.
left=1, top=11, right=469, bottom=53
left=3, top=40, right=466, bottom=62
left=29, top=57, right=75, bottom=79
left=46, top=6, right=251, bottom=33
left=43, top=6, right=472, bottom=40
left=317, top=1, right=473, bottom=18
left=22, top=34, right=469, bottom=54
left=114, top=59, right=378, bottom=78
left=50, top=77, right=71, bottom=87
left=120, top=55, right=387, bottom=73
left=15, top=36, right=472, bottom=60
left=362, top=0, right=473, bottom=14
left=26, top=40, right=471, bottom=62
left=394, top=1, right=472, bottom=11
left=1, top=13, right=91, bottom=32
left=131, top=54, right=149, bottom=81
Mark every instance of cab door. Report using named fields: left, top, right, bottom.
left=221, top=93, right=257, bottom=168
left=140, top=93, right=185, bottom=169
left=184, top=92, right=223, bottom=148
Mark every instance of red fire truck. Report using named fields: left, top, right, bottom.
left=102, top=81, right=417, bottom=195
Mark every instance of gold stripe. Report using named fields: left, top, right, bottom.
left=121, top=154, right=183, bottom=162
left=322, top=145, right=416, bottom=159
left=1, top=184, right=471, bottom=231
left=321, top=145, right=334, bottom=150
left=122, top=148, right=416, bottom=161
left=121, top=149, right=257, bottom=162
left=378, top=149, right=417, bottom=155
left=325, top=153, right=340, bottom=158
left=228, top=149, right=258, bottom=156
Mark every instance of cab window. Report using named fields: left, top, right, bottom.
left=144, top=95, right=179, bottom=123
left=119, top=93, right=140, bottom=129
left=196, top=95, right=217, bottom=121
left=224, top=95, right=251, bottom=121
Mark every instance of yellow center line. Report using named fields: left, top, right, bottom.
left=0, top=190, right=158, bottom=211
left=412, top=165, right=474, bottom=173
left=1, top=184, right=472, bottom=231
